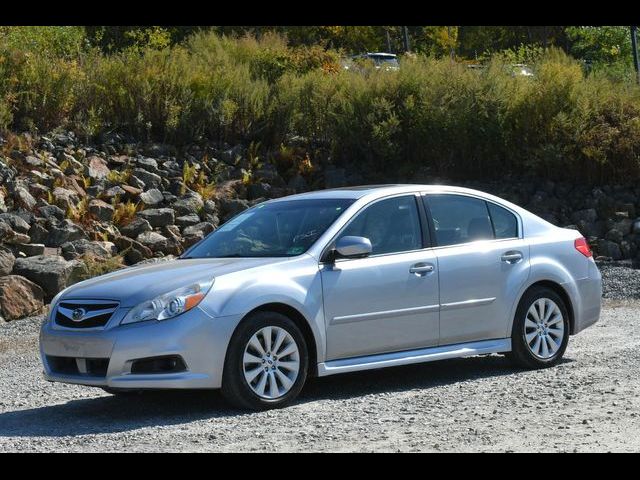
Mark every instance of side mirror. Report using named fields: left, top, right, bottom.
left=334, top=236, right=372, bottom=259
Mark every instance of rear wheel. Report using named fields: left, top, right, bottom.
left=221, top=311, right=308, bottom=410
left=508, top=286, right=570, bottom=369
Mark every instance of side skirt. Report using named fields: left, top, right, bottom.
left=317, top=338, right=511, bottom=377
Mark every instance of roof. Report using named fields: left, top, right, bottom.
left=268, top=184, right=499, bottom=202
left=266, top=184, right=558, bottom=237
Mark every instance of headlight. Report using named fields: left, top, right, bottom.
left=121, top=279, right=214, bottom=325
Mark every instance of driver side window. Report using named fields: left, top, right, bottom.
left=339, top=195, right=422, bottom=255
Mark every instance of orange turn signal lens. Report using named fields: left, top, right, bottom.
left=184, top=292, right=206, bottom=310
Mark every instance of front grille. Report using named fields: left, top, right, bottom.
left=55, top=300, right=119, bottom=328
left=47, top=356, right=110, bottom=377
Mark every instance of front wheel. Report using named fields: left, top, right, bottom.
left=221, top=311, right=308, bottom=410
left=508, top=286, right=570, bottom=369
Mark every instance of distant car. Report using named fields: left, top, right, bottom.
left=343, top=52, right=400, bottom=71
left=40, top=185, right=601, bottom=410
left=466, top=63, right=535, bottom=78
left=510, top=63, right=534, bottom=77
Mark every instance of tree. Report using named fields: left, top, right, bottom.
left=565, top=26, right=632, bottom=64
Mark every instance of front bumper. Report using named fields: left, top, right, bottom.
left=39, top=306, right=242, bottom=390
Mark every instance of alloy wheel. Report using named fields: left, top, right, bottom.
left=523, top=298, right=565, bottom=359
left=242, top=326, right=300, bottom=399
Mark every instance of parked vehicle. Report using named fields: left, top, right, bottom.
left=40, top=185, right=602, bottom=410
left=342, top=52, right=400, bottom=71
left=510, top=63, right=534, bottom=77
left=466, top=63, right=535, bottom=77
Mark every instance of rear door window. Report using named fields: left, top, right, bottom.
left=424, top=194, right=494, bottom=246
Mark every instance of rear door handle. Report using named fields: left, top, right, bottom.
left=410, top=263, right=435, bottom=276
left=501, top=251, right=523, bottom=264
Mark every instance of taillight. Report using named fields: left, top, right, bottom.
left=574, top=237, right=593, bottom=258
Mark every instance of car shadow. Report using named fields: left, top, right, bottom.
left=0, top=355, right=574, bottom=438
left=300, top=354, right=574, bottom=402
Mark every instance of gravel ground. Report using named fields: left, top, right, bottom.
left=1, top=299, right=639, bottom=452
left=599, top=262, right=640, bottom=300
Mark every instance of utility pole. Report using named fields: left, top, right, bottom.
left=403, top=26, right=410, bottom=53
left=632, top=26, right=640, bottom=84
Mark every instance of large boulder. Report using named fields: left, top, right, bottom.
left=120, top=217, right=152, bottom=238
left=172, top=193, right=204, bottom=216
left=0, top=247, right=15, bottom=275
left=138, top=208, right=175, bottom=227
left=596, top=239, right=622, bottom=261
left=14, top=243, right=45, bottom=257
left=0, top=275, right=44, bottom=321
left=0, top=222, right=30, bottom=245
left=136, top=231, right=182, bottom=256
left=136, top=157, right=159, bottom=173
left=0, top=213, right=30, bottom=234
left=13, top=255, right=84, bottom=300
left=88, top=199, right=114, bottom=222
left=14, top=186, right=37, bottom=210
left=183, top=222, right=215, bottom=238
left=113, top=235, right=153, bottom=264
left=133, top=168, right=162, bottom=189
left=52, top=187, right=79, bottom=210
left=61, top=239, right=116, bottom=260
left=136, top=231, right=169, bottom=251
left=175, top=214, right=201, bottom=228
left=37, top=204, right=65, bottom=222
left=28, top=222, right=49, bottom=244
left=139, top=188, right=164, bottom=206
left=85, top=155, right=110, bottom=180
left=47, top=220, right=87, bottom=247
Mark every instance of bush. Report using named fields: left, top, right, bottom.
left=1, top=30, right=640, bottom=184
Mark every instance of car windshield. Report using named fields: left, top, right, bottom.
left=182, top=198, right=355, bottom=258
left=370, top=55, right=398, bottom=67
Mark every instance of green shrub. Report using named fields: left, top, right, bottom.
left=1, top=30, right=640, bottom=184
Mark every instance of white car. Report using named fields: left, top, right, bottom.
left=40, top=185, right=602, bottom=409
left=342, top=52, right=400, bottom=71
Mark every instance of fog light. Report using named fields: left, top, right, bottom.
left=130, top=355, right=187, bottom=374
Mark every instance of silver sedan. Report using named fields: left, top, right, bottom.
left=40, top=185, right=602, bottom=409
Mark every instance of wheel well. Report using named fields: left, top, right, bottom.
left=247, top=303, right=319, bottom=377
left=524, top=281, right=575, bottom=334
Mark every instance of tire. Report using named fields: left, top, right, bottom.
left=508, top=286, right=570, bottom=369
left=221, top=311, right=309, bottom=410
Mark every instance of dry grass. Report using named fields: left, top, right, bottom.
left=76, top=253, right=125, bottom=281
left=111, top=198, right=140, bottom=226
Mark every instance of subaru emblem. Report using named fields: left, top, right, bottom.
left=71, top=308, right=86, bottom=322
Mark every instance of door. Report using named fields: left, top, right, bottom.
left=423, top=193, right=530, bottom=345
left=321, top=195, right=440, bottom=360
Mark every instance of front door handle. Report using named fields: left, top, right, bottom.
left=501, top=251, right=523, bottom=264
left=410, top=263, right=435, bottom=276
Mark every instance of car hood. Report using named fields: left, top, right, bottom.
left=59, top=257, right=286, bottom=307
